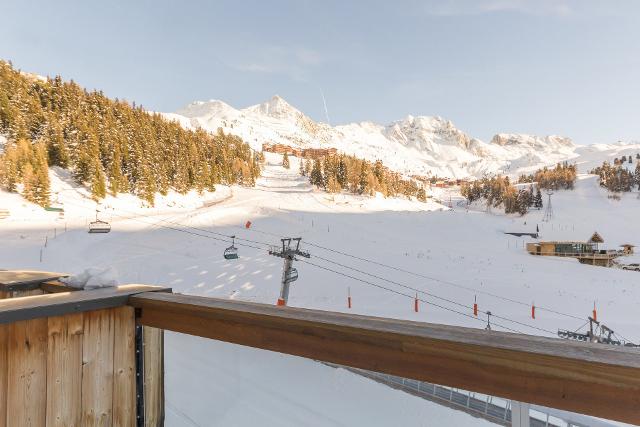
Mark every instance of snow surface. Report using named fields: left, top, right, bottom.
left=167, top=95, right=640, bottom=180
left=0, top=153, right=636, bottom=425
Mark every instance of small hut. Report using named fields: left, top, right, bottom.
left=588, top=231, right=604, bottom=251
left=621, top=244, right=635, bottom=255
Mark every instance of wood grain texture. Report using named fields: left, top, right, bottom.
left=112, top=307, right=136, bottom=427
left=46, top=313, right=83, bottom=427
left=6, top=318, right=48, bottom=427
left=130, top=292, right=640, bottom=425
left=0, top=271, right=68, bottom=292
left=39, top=281, right=78, bottom=294
left=81, top=309, right=115, bottom=427
left=143, top=326, right=164, bottom=427
left=11, top=289, right=44, bottom=298
left=0, top=285, right=170, bottom=325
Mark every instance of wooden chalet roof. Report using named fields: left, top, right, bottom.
left=588, top=232, right=604, bottom=243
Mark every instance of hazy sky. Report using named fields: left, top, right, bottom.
left=1, top=0, right=639, bottom=144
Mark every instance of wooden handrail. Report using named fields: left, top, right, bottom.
left=0, top=285, right=170, bottom=324
left=129, top=292, right=640, bottom=424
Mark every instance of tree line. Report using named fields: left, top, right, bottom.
left=295, top=154, right=427, bottom=202
left=461, top=176, right=543, bottom=215
left=0, top=60, right=260, bottom=206
left=590, top=160, right=640, bottom=193
left=518, top=162, right=577, bottom=190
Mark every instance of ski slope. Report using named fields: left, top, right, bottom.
left=0, top=153, right=638, bottom=425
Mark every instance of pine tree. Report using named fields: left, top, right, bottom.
left=534, top=188, right=543, bottom=209
left=310, top=159, right=324, bottom=188
left=516, top=189, right=529, bottom=215
left=326, top=176, right=341, bottom=193
left=282, top=152, right=290, bottom=169
left=336, top=157, right=347, bottom=187
left=31, top=142, right=51, bottom=206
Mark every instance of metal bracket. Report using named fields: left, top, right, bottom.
left=135, top=315, right=145, bottom=427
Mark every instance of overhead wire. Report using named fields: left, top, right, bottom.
left=60, top=197, right=629, bottom=340
left=298, top=259, right=526, bottom=334
left=310, top=254, right=558, bottom=336
left=306, top=241, right=585, bottom=321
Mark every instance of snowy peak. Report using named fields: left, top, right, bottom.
left=384, top=115, right=475, bottom=150
left=176, top=100, right=239, bottom=119
left=169, top=95, right=583, bottom=179
left=244, top=95, right=304, bottom=121
left=491, top=133, right=574, bottom=151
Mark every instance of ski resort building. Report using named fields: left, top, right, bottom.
left=526, top=232, right=625, bottom=267
left=261, top=143, right=338, bottom=159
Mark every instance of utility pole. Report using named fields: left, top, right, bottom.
left=269, top=238, right=311, bottom=306
left=542, top=191, right=554, bottom=222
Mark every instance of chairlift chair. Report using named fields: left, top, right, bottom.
left=284, top=268, right=298, bottom=283
left=224, top=236, right=239, bottom=260
left=88, top=209, right=111, bottom=234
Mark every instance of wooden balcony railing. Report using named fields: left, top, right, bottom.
left=0, top=270, right=638, bottom=426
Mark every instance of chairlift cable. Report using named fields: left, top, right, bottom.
left=298, top=259, right=526, bottom=335
left=309, top=255, right=557, bottom=336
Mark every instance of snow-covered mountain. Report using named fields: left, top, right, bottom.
left=168, top=96, right=639, bottom=179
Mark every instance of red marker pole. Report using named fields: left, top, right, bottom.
left=592, top=302, right=597, bottom=321
left=347, top=287, right=352, bottom=309
left=531, top=302, right=536, bottom=319
left=414, top=293, right=419, bottom=313
left=473, top=295, right=478, bottom=317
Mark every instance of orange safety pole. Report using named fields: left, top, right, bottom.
left=593, top=302, right=597, bottom=321
left=473, top=295, right=478, bottom=317
left=347, top=287, right=352, bottom=309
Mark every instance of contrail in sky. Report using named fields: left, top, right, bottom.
left=320, top=89, right=331, bottom=125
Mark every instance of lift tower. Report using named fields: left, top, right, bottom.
left=269, top=238, right=311, bottom=306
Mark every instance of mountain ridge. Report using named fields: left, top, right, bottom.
left=167, top=95, right=638, bottom=179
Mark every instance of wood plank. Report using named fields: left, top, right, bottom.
left=143, top=326, right=164, bottom=427
left=40, top=281, right=79, bottom=294
left=81, top=309, right=115, bottom=426
left=0, top=271, right=68, bottom=292
left=112, top=307, right=136, bottom=427
left=6, top=318, right=48, bottom=427
left=130, top=292, right=640, bottom=425
left=11, top=289, right=44, bottom=298
left=46, top=313, right=83, bottom=427
left=0, top=285, right=170, bottom=325
left=0, top=324, right=7, bottom=427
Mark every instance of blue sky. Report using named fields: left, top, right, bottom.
left=1, top=0, right=639, bottom=144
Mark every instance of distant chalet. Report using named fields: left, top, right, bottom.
left=526, top=232, right=633, bottom=267
left=262, top=143, right=337, bottom=159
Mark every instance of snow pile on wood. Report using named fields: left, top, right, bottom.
left=61, top=267, right=118, bottom=289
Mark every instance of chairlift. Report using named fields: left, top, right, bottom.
left=224, top=236, right=239, bottom=260
left=284, top=267, right=298, bottom=283
left=88, top=209, right=111, bottom=234
left=45, top=192, right=65, bottom=215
